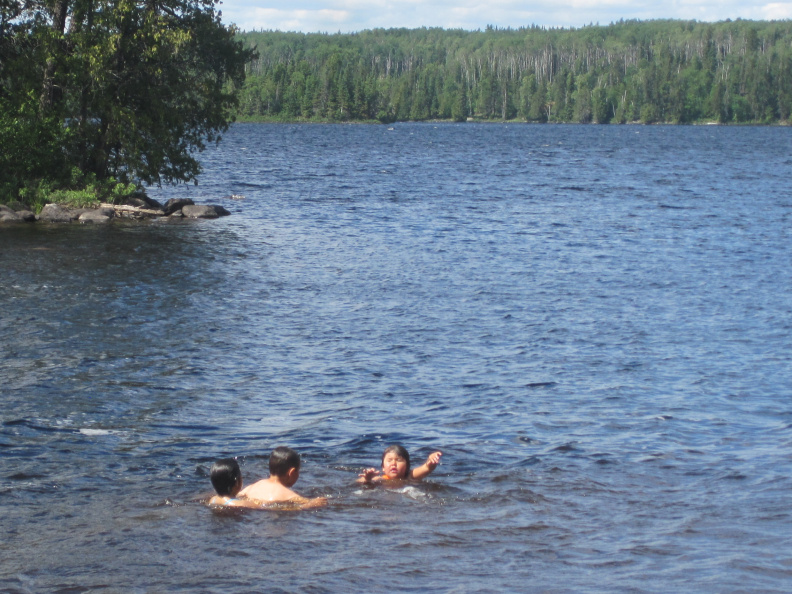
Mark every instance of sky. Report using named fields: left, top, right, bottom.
left=217, top=0, right=792, bottom=33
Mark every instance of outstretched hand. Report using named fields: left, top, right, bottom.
left=409, top=450, right=443, bottom=480
left=358, top=467, right=380, bottom=483
left=425, top=451, right=442, bottom=469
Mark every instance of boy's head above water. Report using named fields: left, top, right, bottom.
left=269, top=446, right=301, bottom=486
left=210, top=458, right=243, bottom=497
left=381, top=444, right=411, bottom=480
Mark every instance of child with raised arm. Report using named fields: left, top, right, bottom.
left=358, top=444, right=442, bottom=484
left=239, top=446, right=327, bottom=508
left=208, top=458, right=264, bottom=508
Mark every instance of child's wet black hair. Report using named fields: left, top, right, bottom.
left=210, top=458, right=241, bottom=497
left=269, top=446, right=301, bottom=477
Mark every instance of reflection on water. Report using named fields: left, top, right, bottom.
left=2, top=123, right=792, bottom=592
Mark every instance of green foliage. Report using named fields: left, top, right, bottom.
left=236, top=20, right=792, bottom=124
left=1, top=0, right=253, bottom=202
left=0, top=95, right=71, bottom=202
left=15, top=168, right=140, bottom=213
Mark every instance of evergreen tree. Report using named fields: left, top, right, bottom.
left=451, top=82, right=468, bottom=122
left=528, top=81, right=547, bottom=122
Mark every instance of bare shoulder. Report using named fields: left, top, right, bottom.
left=239, top=479, right=275, bottom=500
left=240, top=479, right=306, bottom=503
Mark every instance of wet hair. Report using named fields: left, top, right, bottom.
left=269, top=446, right=301, bottom=477
left=210, top=458, right=242, bottom=497
left=381, top=444, right=410, bottom=476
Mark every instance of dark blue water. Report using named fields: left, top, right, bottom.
left=2, top=123, right=792, bottom=592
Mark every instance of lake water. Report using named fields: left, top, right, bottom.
left=2, top=122, right=792, bottom=592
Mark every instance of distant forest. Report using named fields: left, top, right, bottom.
left=235, top=20, right=792, bottom=124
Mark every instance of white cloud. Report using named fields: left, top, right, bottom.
left=760, top=3, right=792, bottom=19
left=242, top=8, right=351, bottom=31
left=218, top=0, right=792, bottom=32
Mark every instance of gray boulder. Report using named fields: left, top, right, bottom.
left=163, top=198, right=195, bottom=215
left=38, top=203, right=79, bottom=223
left=121, top=197, right=147, bottom=208
left=143, top=196, right=164, bottom=210
left=182, top=204, right=230, bottom=219
left=6, top=200, right=28, bottom=212
left=79, top=210, right=112, bottom=223
left=0, top=204, right=36, bottom=222
left=122, top=195, right=164, bottom=210
left=0, top=210, right=24, bottom=223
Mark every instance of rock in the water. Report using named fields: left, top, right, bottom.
left=107, top=204, right=164, bottom=218
left=182, top=204, right=229, bottom=219
left=122, top=195, right=164, bottom=210
left=0, top=210, right=24, bottom=223
left=1, top=204, right=36, bottom=222
left=6, top=200, right=28, bottom=212
left=163, top=198, right=195, bottom=215
left=3, top=199, right=227, bottom=224
left=141, top=196, right=164, bottom=210
left=79, top=211, right=112, bottom=223
left=38, top=203, right=79, bottom=223
left=121, top=197, right=147, bottom=208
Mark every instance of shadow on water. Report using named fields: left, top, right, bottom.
left=1, top=219, right=250, bottom=484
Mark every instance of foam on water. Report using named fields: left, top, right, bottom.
left=78, top=428, right=115, bottom=436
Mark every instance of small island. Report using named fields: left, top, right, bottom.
left=0, top=0, right=253, bottom=216
left=0, top=197, right=232, bottom=225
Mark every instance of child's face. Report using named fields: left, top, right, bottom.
left=382, top=452, right=408, bottom=479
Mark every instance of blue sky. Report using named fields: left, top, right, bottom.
left=217, top=0, right=792, bottom=33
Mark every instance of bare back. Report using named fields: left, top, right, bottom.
left=239, top=477, right=300, bottom=503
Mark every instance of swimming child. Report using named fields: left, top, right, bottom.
left=207, top=458, right=263, bottom=508
left=239, top=446, right=327, bottom=508
left=358, top=445, right=442, bottom=484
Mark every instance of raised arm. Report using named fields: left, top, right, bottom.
left=409, top=451, right=442, bottom=480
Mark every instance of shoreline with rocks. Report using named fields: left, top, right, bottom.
left=0, top=197, right=232, bottom=224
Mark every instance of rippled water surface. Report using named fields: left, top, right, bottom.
left=2, top=123, right=792, bottom=592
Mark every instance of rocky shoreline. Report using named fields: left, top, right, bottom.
left=0, top=197, right=231, bottom=224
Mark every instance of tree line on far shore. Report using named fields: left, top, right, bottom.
left=237, top=19, right=792, bottom=124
